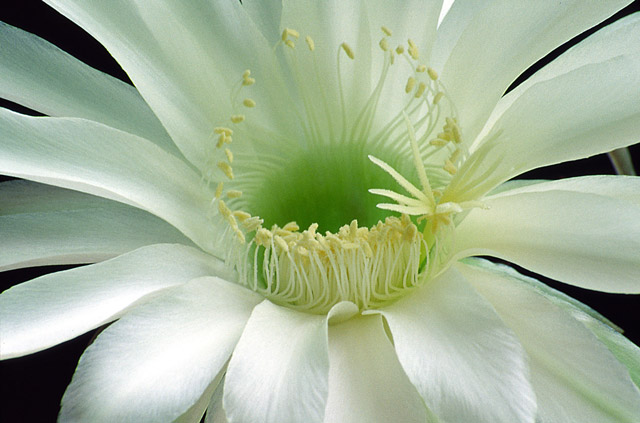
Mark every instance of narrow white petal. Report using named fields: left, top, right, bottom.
left=370, top=267, right=537, bottom=423
left=324, top=315, right=429, bottom=423
left=0, top=110, right=221, bottom=254
left=459, top=259, right=640, bottom=422
left=454, top=179, right=640, bottom=293
left=0, top=22, right=177, bottom=155
left=43, top=0, right=294, bottom=170
left=0, top=181, right=191, bottom=271
left=0, top=244, right=232, bottom=359
left=467, top=13, right=640, bottom=187
left=432, top=0, right=632, bottom=144
left=59, top=277, right=260, bottom=422
left=224, top=300, right=329, bottom=423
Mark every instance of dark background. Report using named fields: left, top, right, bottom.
left=1, top=1, right=639, bottom=421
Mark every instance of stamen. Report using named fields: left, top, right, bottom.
left=341, top=42, right=355, bottom=60
left=225, top=148, right=234, bottom=163
left=243, top=98, right=256, bottom=108
left=285, top=39, right=296, bottom=49
left=305, top=35, right=315, bottom=51
left=379, top=38, right=389, bottom=51
left=405, top=77, right=416, bottom=93
left=407, top=39, right=419, bottom=60
left=427, top=67, right=439, bottom=81
left=217, top=161, right=234, bottom=179
left=231, top=114, right=245, bottom=123
left=226, top=190, right=243, bottom=199
left=281, top=28, right=300, bottom=41
left=381, top=25, right=392, bottom=36
left=416, top=64, right=427, bottom=73
left=215, top=182, right=224, bottom=199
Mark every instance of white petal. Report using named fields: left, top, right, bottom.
left=224, top=300, right=329, bottom=423
left=0, top=110, right=221, bottom=254
left=0, top=244, right=232, bottom=359
left=59, top=277, right=261, bottom=422
left=0, top=180, right=191, bottom=271
left=431, top=0, right=632, bottom=144
left=459, top=259, right=640, bottom=422
left=453, top=177, right=640, bottom=293
left=324, top=315, right=429, bottom=423
left=0, top=22, right=177, bottom=156
left=369, top=267, right=536, bottom=423
left=43, top=0, right=293, bottom=170
left=465, top=13, right=640, bottom=188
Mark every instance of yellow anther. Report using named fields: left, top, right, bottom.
left=275, top=236, right=290, bottom=253
left=432, top=92, right=444, bottom=105
left=231, top=114, right=245, bottom=123
left=217, top=161, right=234, bottom=179
left=243, top=217, right=263, bottom=232
left=381, top=25, right=392, bottom=36
left=379, top=38, right=389, bottom=51
left=242, top=69, right=251, bottom=78
left=255, top=228, right=273, bottom=245
left=243, top=98, right=256, bottom=108
left=281, top=28, right=300, bottom=41
left=341, top=42, right=355, bottom=59
left=416, top=64, right=427, bottom=73
left=395, top=45, right=405, bottom=54
left=215, top=182, right=224, bottom=199
left=429, top=138, right=448, bottom=147
left=414, top=82, right=427, bottom=98
left=443, top=159, right=457, bottom=175
left=283, top=221, right=300, bottom=232
left=218, top=199, right=232, bottom=218
left=427, top=67, right=439, bottom=81
left=296, top=246, right=309, bottom=256
left=233, top=210, right=251, bottom=222
left=438, top=132, right=452, bottom=141
left=284, top=39, right=295, bottom=49
left=234, top=228, right=246, bottom=244
left=226, top=190, right=242, bottom=199
left=305, top=35, right=315, bottom=51
left=451, top=124, right=462, bottom=144
left=214, top=128, right=233, bottom=138
left=405, top=77, right=416, bottom=93
left=450, top=148, right=461, bottom=163
left=225, top=148, right=234, bottom=163
left=407, top=39, right=419, bottom=60
left=242, top=76, right=256, bottom=86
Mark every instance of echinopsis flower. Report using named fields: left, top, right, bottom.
left=2, top=0, right=640, bottom=422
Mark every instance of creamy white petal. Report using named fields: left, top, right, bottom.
left=0, top=22, right=178, bottom=156
left=224, top=300, right=329, bottom=423
left=431, top=0, right=632, bottom=144
left=324, top=314, right=430, bottom=423
left=453, top=178, right=640, bottom=293
left=369, top=267, right=536, bottom=423
left=242, top=0, right=283, bottom=45
left=459, top=259, right=640, bottom=423
left=0, top=110, right=221, bottom=254
left=0, top=244, right=232, bottom=359
left=0, top=180, right=191, bottom=271
left=59, top=277, right=260, bottom=423
left=463, top=13, right=640, bottom=190
left=43, top=0, right=294, bottom=170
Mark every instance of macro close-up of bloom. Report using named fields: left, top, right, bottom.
left=2, top=0, right=640, bottom=422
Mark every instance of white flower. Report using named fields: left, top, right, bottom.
left=1, top=1, right=640, bottom=422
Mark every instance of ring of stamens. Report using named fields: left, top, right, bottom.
left=204, top=26, right=484, bottom=313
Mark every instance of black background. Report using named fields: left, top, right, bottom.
left=1, top=1, right=639, bottom=421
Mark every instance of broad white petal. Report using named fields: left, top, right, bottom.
left=59, top=277, right=260, bottom=422
left=224, top=300, right=329, bottom=423
left=431, top=0, right=632, bottom=144
left=0, top=244, right=232, bottom=359
left=0, top=180, right=191, bottom=271
left=370, top=267, right=536, bottom=423
left=0, top=110, right=221, bottom=254
left=459, top=259, right=640, bottom=422
left=464, top=13, right=640, bottom=189
left=454, top=178, right=640, bottom=293
left=43, top=0, right=293, bottom=170
left=324, top=315, right=429, bottom=423
left=0, top=22, right=177, bottom=156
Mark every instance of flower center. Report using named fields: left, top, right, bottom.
left=205, top=26, right=483, bottom=314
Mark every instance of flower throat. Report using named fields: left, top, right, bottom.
left=205, top=26, right=478, bottom=314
